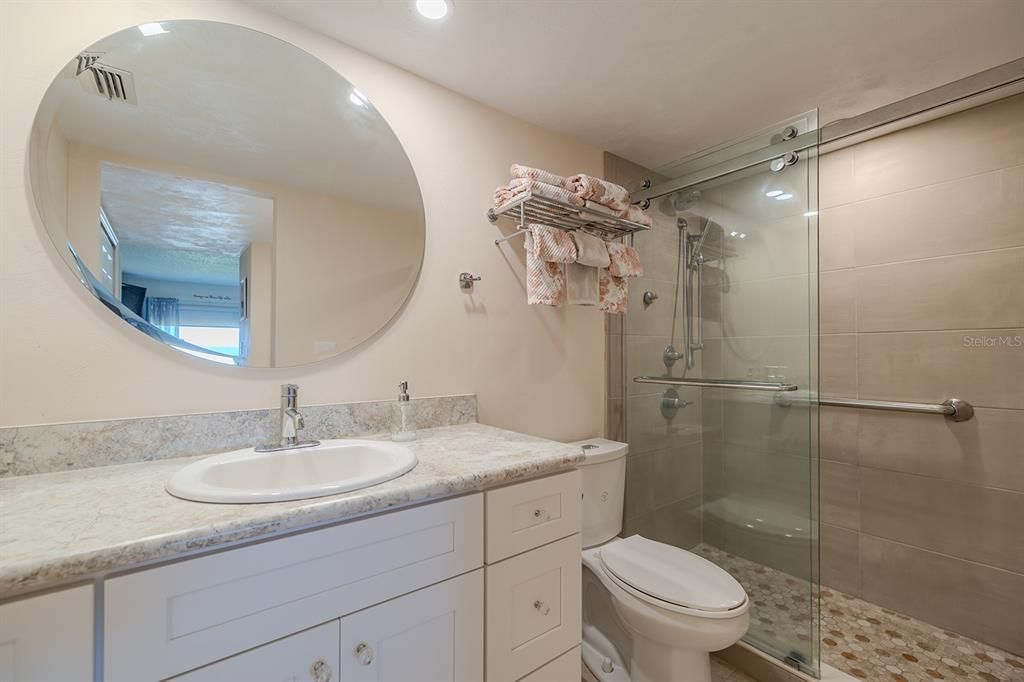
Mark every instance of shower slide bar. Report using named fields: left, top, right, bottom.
left=633, top=376, right=799, bottom=392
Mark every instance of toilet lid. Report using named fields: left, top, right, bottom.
left=599, top=535, right=746, bottom=612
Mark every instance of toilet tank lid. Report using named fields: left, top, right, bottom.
left=569, top=438, right=628, bottom=464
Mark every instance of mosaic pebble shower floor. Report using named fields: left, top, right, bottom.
left=695, top=544, right=1024, bottom=682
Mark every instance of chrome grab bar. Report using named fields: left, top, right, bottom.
left=818, top=397, right=974, bottom=422
left=633, top=376, right=799, bottom=392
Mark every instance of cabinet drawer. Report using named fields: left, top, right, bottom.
left=169, top=621, right=339, bottom=682
left=486, top=534, right=582, bottom=682
left=106, top=494, right=483, bottom=681
left=486, top=470, right=581, bottom=563
left=519, top=646, right=581, bottom=682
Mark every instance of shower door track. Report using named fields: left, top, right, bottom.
left=632, top=56, right=1024, bottom=203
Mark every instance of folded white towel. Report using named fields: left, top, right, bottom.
left=566, top=263, right=599, bottom=306
left=571, top=231, right=610, bottom=268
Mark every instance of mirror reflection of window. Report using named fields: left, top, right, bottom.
left=98, top=209, right=119, bottom=296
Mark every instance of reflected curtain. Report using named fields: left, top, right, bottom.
left=145, top=297, right=180, bottom=336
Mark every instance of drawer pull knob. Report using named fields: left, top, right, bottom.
left=354, top=642, right=375, bottom=666
left=310, top=658, right=333, bottom=682
left=534, top=600, right=550, bottom=616
left=533, top=508, right=544, bottom=519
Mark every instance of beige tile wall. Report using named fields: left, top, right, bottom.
left=605, top=152, right=702, bottom=549
left=818, top=92, right=1024, bottom=655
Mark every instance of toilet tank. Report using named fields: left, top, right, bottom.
left=571, top=438, right=628, bottom=548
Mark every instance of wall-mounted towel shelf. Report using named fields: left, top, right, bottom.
left=488, top=192, right=651, bottom=245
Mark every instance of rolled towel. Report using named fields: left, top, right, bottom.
left=566, top=263, right=599, bottom=306
left=511, top=164, right=568, bottom=187
left=524, top=232, right=565, bottom=307
left=606, top=242, right=644, bottom=278
left=624, top=204, right=654, bottom=227
left=494, top=178, right=584, bottom=208
left=599, top=268, right=629, bottom=314
left=571, top=230, right=611, bottom=268
left=528, top=224, right=577, bottom=263
left=564, top=174, right=631, bottom=213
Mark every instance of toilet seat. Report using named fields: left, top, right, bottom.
left=599, top=535, right=747, bottom=616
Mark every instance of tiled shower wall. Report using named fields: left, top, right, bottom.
left=605, top=153, right=703, bottom=550
left=818, top=92, right=1024, bottom=655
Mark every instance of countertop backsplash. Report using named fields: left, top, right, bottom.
left=0, top=394, right=477, bottom=478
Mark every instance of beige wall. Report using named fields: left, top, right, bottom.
left=818, top=93, right=1024, bottom=655
left=0, top=0, right=605, bottom=443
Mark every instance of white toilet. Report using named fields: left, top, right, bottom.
left=573, top=439, right=750, bottom=682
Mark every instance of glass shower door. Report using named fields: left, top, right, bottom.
left=619, top=116, right=819, bottom=675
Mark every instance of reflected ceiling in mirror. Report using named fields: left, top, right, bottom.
left=30, top=20, right=425, bottom=367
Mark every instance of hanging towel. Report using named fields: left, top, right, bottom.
left=524, top=232, right=566, bottom=307
left=606, top=242, right=644, bottom=278
left=599, top=268, right=629, bottom=314
left=564, top=174, right=632, bottom=213
left=527, top=224, right=577, bottom=263
left=494, top=178, right=584, bottom=208
left=566, top=263, right=600, bottom=306
left=510, top=164, right=568, bottom=187
left=571, top=231, right=611, bottom=268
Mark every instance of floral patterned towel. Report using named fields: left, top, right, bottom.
left=493, top=178, right=585, bottom=208
left=599, top=268, right=629, bottom=314
left=528, top=224, right=577, bottom=263
left=564, top=174, right=632, bottom=213
left=524, top=232, right=566, bottom=306
left=510, top=164, right=568, bottom=187
left=606, top=242, right=644, bottom=278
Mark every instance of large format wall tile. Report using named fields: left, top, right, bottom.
left=821, top=461, right=860, bottom=530
left=857, top=407, right=1024, bottom=492
left=858, top=328, right=1024, bottom=408
left=855, top=248, right=1024, bottom=332
left=861, top=535, right=1024, bottom=655
left=851, top=93, right=1024, bottom=201
left=821, top=523, right=861, bottom=596
left=820, top=269, right=856, bottom=334
left=820, top=334, right=857, bottom=397
left=819, top=406, right=859, bottom=464
left=860, top=468, right=1024, bottom=573
left=852, top=164, right=1024, bottom=267
left=819, top=203, right=856, bottom=271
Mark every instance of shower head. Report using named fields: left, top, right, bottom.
left=657, top=189, right=702, bottom=217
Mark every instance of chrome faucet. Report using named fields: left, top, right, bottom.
left=256, top=384, right=321, bottom=453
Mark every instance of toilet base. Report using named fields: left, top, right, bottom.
left=630, top=637, right=711, bottom=682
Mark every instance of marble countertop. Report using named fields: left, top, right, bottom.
left=0, top=423, right=584, bottom=599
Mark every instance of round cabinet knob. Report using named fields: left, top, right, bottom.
left=310, top=658, right=332, bottom=682
left=534, top=600, right=550, bottom=616
left=354, top=642, right=375, bottom=666
left=533, top=508, right=544, bottom=519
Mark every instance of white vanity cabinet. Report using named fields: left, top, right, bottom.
left=0, top=584, right=93, bottom=682
left=4, top=469, right=582, bottom=682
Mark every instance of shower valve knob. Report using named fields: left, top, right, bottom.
left=642, top=291, right=658, bottom=306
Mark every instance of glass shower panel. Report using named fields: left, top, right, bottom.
left=621, top=118, right=819, bottom=675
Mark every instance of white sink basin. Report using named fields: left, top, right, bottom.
left=166, top=440, right=417, bottom=503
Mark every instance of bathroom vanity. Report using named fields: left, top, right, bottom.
left=0, top=424, right=585, bottom=682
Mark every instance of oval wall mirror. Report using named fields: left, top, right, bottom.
left=29, top=20, right=425, bottom=367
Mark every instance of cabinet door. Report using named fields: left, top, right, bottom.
left=169, top=621, right=338, bottom=682
left=340, top=569, right=483, bottom=682
left=0, top=585, right=93, bottom=682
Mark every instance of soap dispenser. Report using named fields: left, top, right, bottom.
left=391, top=380, right=417, bottom=442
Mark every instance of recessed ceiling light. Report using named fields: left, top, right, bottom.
left=349, top=88, right=369, bottom=107
left=739, top=233, right=747, bottom=239
left=803, top=211, right=818, bottom=217
left=729, top=231, right=738, bottom=237
left=415, top=0, right=451, bottom=20
left=775, top=193, right=794, bottom=201
left=138, top=22, right=168, bottom=37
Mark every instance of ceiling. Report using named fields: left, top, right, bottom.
left=102, top=163, right=273, bottom=285
left=52, top=19, right=421, bottom=208
left=253, top=0, right=1024, bottom=170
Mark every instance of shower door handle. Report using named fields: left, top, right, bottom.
left=633, top=376, right=799, bottom=392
